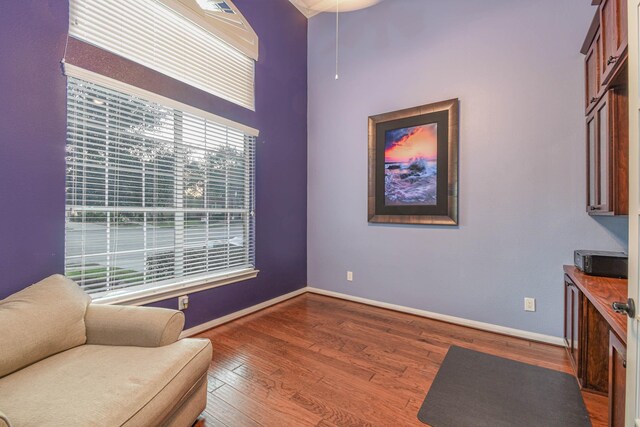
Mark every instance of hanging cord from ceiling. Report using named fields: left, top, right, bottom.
left=335, top=0, right=340, bottom=80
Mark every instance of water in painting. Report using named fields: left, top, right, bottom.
left=384, top=123, right=437, bottom=206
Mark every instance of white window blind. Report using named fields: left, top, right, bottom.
left=69, top=0, right=256, bottom=110
left=65, top=76, right=256, bottom=300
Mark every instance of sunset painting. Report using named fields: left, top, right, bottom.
left=369, top=99, right=458, bottom=225
left=384, top=123, right=438, bottom=206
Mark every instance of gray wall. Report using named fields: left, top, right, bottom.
left=307, top=0, right=628, bottom=338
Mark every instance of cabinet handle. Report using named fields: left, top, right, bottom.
left=612, top=299, right=636, bottom=319
left=607, top=55, right=619, bottom=65
left=589, top=97, right=597, bottom=104
left=588, top=205, right=597, bottom=210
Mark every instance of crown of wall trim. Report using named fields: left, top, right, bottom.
left=289, top=0, right=321, bottom=18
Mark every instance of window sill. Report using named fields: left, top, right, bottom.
left=92, top=268, right=259, bottom=306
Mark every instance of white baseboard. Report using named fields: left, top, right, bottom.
left=180, top=285, right=564, bottom=347
left=306, top=287, right=565, bottom=347
left=180, top=287, right=307, bottom=338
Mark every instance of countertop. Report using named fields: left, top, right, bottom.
left=564, top=265, right=628, bottom=343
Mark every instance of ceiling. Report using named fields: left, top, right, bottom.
left=289, top=0, right=383, bottom=18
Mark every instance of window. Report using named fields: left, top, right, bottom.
left=65, top=69, right=257, bottom=303
left=69, top=0, right=257, bottom=110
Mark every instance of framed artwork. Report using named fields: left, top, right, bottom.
left=368, top=98, right=459, bottom=225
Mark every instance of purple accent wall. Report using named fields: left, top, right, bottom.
left=0, top=0, right=308, bottom=329
left=0, top=2, right=68, bottom=292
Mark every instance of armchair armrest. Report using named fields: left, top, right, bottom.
left=85, top=304, right=185, bottom=347
left=0, top=409, right=11, bottom=427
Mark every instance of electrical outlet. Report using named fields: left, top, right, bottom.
left=178, top=295, right=189, bottom=311
left=524, top=297, right=536, bottom=312
left=347, top=271, right=353, bottom=282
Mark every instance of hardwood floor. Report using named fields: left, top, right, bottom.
left=195, top=293, right=608, bottom=426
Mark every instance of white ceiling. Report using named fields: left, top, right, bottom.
left=289, top=0, right=383, bottom=18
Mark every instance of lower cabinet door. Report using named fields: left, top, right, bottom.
left=608, top=331, right=626, bottom=427
left=564, top=277, right=582, bottom=377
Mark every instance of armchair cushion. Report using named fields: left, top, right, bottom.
left=85, top=304, right=185, bottom=347
left=0, top=275, right=91, bottom=378
left=0, top=339, right=212, bottom=426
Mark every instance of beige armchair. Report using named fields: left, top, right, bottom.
left=0, top=275, right=212, bottom=427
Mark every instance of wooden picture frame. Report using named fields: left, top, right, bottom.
left=368, top=99, right=459, bottom=225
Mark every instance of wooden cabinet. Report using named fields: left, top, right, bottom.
left=599, top=0, right=627, bottom=85
left=565, top=274, right=609, bottom=393
left=586, top=93, right=609, bottom=213
left=582, top=2, right=628, bottom=216
left=608, top=331, right=626, bottom=427
left=585, top=30, right=602, bottom=114
left=582, top=293, right=610, bottom=393
left=563, top=267, right=628, bottom=426
left=584, top=32, right=602, bottom=114
left=564, top=276, right=582, bottom=378
left=585, top=86, right=628, bottom=215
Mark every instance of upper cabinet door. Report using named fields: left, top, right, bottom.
left=586, top=87, right=629, bottom=216
left=600, top=0, right=628, bottom=85
left=586, top=92, right=611, bottom=214
left=586, top=31, right=601, bottom=115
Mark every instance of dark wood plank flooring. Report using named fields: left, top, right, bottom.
left=195, top=293, right=607, bottom=426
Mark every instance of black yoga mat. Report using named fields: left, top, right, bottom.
left=417, top=346, right=591, bottom=427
